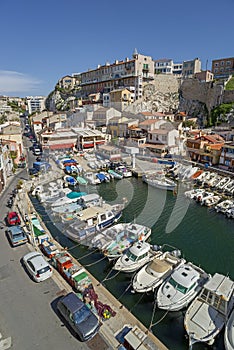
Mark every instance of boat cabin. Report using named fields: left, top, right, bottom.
left=198, top=273, right=234, bottom=316
left=126, top=242, right=151, bottom=262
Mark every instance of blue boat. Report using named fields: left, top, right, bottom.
left=64, top=175, right=77, bottom=186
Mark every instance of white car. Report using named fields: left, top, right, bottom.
left=23, top=251, right=53, bottom=282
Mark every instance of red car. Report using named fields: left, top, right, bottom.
left=6, top=212, right=21, bottom=226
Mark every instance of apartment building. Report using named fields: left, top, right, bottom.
left=212, top=57, right=234, bottom=79
left=26, top=96, right=46, bottom=115
left=78, top=50, right=154, bottom=101
left=182, top=58, right=201, bottom=78
left=194, top=70, right=214, bottom=82
left=154, top=59, right=183, bottom=76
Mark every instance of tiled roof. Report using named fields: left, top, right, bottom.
left=139, top=119, right=158, bottom=125
left=149, top=129, right=169, bottom=134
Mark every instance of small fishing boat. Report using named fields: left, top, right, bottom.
left=132, top=250, right=185, bottom=293
left=216, top=176, right=232, bottom=191
left=64, top=175, right=77, bottom=186
left=64, top=203, right=124, bottom=244
left=108, top=169, right=123, bottom=180
left=52, top=193, right=103, bottom=214
left=115, top=165, right=132, bottom=178
left=184, top=273, right=234, bottom=346
left=76, top=175, right=88, bottom=186
left=101, top=223, right=152, bottom=260
left=96, top=172, right=109, bottom=183
left=191, top=169, right=203, bottom=179
left=113, top=242, right=161, bottom=273
left=224, top=180, right=234, bottom=195
left=224, top=308, right=234, bottom=350
left=226, top=207, right=234, bottom=219
left=156, top=262, right=210, bottom=312
left=39, top=187, right=71, bottom=204
left=200, top=192, right=215, bottom=205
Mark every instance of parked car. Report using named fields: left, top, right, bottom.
left=57, top=292, right=100, bottom=341
left=7, top=226, right=28, bottom=247
left=22, top=251, right=53, bottom=282
left=6, top=211, right=21, bottom=226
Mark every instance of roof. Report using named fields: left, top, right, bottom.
left=204, top=273, right=234, bottom=301
left=149, top=129, right=169, bottom=135
left=129, top=242, right=151, bottom=256
left=139, top=143, right=166, bottom=149
left=172, top=264, right=200, bottom=288
left=139, top=119, right=158, bottom=126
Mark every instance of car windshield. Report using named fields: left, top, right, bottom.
left=73, top=305, right=90, bottom=324
left=13, top=232, right=24, bottom=238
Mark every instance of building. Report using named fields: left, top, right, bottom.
left=26, top=96, right=46, bottom=115
left=92, top=107, right=121, bottom=128
left=219, top=142, right=234, bottom=171
left=154, top=58, right=183, bottom=76
left=96, top=144, right=121, bottom=162
left=72, top=128, right=106, bottom=151
left=0, top=122, right=24, bottom=165
left=58, top=75, right=76, bottom=90
left=212, top=57, right=234, bottom=79
left=107, top=116, right=138, bottom=138
left=182, top=58, right=201, bottom=78
left=38, top=128, right=78, bottom=152
left=78, top=50, right=155, bottom=101
left=195, top=70, right=214, bottom=82
left=109, top=88, right=134, bottom=111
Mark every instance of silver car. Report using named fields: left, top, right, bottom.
left=22, top=251, right=53, bottom=282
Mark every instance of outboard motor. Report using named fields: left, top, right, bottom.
left=171, top=249, right=181, bottom=258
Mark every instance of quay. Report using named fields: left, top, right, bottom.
left=15, top=178, right=168, bottom=349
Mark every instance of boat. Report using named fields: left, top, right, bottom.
left=226, top=207, right=234, bottom=219
left=184, top=273, right=234, bottom=346
left=215, top=200, right=234, bottom=214
left=224, top=180, right=234, bottom=195
left=113, top=242, right=161, bottom=273
left=200, top=192, right=215, bottom=205
left=76, top=175, right=88, bottom=186
left=142, top=173, right=176, bottom=191
left=51, top=191, right=87, bottom=208
left=115, top=165, right=132, bottom=178
left=100, top=223, right=152, bottom=261
left=202, top=195, right=221, bottom=207
left=195, top=190, right=213, bottom=203
left=30, top=213, right=46, bottom=238
left=224, top=308, right=234, bottom=350
left=156, top=262, right=210, bottom=312
left=195, top=171, right=211, bottom=185
left=52, top=193, right=103, bottom=214
left=191, top=169, right=203, bottom=179
left=84, top=172, right=101, bottom=185
left=64, top=203, right=124, bottom=244
left=96, top=172, right=110, bottom=183
left=38, top=187, right=71, bottom=204
left=108, top=169, right=123, bottom=180
left=132, top=250, right=185, bottom=293
left=184, top=188, right=205, bottom=199
left=216, top=177, right=232, bottom=191
left=64, top=175, right=77, bottom=186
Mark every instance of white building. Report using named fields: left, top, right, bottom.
left=26, top=96, right=46, bottom=115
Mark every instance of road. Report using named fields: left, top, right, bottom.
left=0, top=156, right=91, bottom=350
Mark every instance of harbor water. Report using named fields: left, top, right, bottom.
left=32, top=177, right=234, bottom=350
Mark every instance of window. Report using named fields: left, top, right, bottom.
left=226, top=61, right=231, bottom=66
left=221, top=61, right=224, bottom=66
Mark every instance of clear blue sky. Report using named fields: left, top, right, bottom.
left=0, top=0, right=233, bottom=97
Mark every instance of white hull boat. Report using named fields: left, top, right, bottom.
left=113, top=242, right=161, bottom=273
left=224, top=308, right=234, bottom=350
left=143, top=174, right=176, bottom=191
left=184, top=188, right=205, bottom=199
left=100, top=223, right=152, bottom=260
left=184, top=273, right=234, bottom=346
left=215, top=200, right=234, bottom=214
left=157, top=262, right=210, bottom=312
left=202, top=195, right=221, bottom=207
left=132, top=250, right=185, bottom=293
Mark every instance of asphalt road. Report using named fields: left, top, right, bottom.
left=0, top=172, right=91, bottom=350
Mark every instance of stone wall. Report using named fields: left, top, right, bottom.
left=223, top=90, right=234, bottom=104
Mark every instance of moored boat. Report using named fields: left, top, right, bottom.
left=224, top=308, right=234, bottom=350
left=132, top=250, right=185, bottom=293
left=184, top=273, right=234, bottom=346
left=156, top=262, right=210, bottom=312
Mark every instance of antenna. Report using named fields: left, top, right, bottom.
left=206, top=59, right=208, bottom=71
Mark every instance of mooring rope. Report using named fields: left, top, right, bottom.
left=117, top=283, right=132, bottom=302
left=83, top=255, right=107, bottom=267
left=102, top=269, right=121, bottom=282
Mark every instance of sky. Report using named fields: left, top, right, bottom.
left=0, top=0, right=233, bottom=98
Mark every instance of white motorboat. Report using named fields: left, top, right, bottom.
left=100, top=223, right=152, bottom=260
left=38, top=187, right=71, bottom=204
left=224, top=308, right=234, bottom=350
left=207, top=173, right=221, bottom=187
left=209, top=174, right=222, bottom=189
left=215, top=200, right=234, bottom=214
left=200, top=192, right=214, bottom=205
left=195, top=190, right=213, bottom=203
left=224, top=180, right=234, bottom=195
left=226, top=207, right=234, bottom=219
left=184, top=273, right=234, bottom=346
left=84, top=172, right=101, bottom=185
left=63, top=175, right=77, bottom=187
left=113, top=242, right=161, bottom=273
left=132, top=250, right=185, bottom=293
left=143, top=173, right=176, bottom=191
left=51, top=191, right=87, bottom=208
left=52, top=193, right=103, bottom=214
left=202, top=195, right=221, bottom=207
left=184, top=188, right=205, bottom=199
left=116, top=165, right=132, bottom=178
left=216, top=177, right=232, bottom=191
left=156, top=262, right=210, bottom=312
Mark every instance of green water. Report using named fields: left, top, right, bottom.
left=32, top=177, right=234, bottom=350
